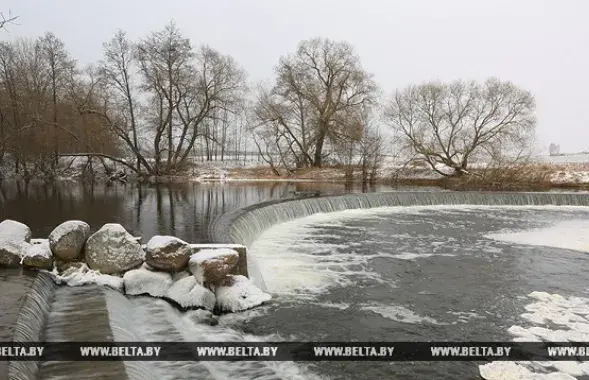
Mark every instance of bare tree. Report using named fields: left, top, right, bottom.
left=549, top=143, right=560, bottom=156
left=256, top=37, right=378, bottom=168
left=385, top=78, right=536, bottom=177
left=38, top=32, right=76, bottom=168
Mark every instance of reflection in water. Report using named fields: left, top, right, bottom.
left=0, top=180, right=411, bottom=243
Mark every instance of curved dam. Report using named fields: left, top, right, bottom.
left=5, top=190, right=589, bottom=380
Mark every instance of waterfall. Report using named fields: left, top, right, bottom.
left=211, top=191, right=589, bottom=290
left=8, top=273, right=55, bottom=380
left=103, top=290, right=158, bottom=380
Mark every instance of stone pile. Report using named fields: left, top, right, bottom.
left=0, top=219, right=270, bottom=313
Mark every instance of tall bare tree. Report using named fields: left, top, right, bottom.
left=255, top=37, right=378, bottom=168
left=38, top=32, right=76, bottom=168
left=385, top=78, right=536, bottom=177
left=99, top=30, right=142, bottom=171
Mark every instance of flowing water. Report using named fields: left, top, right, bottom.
left=2, top=183, right=589, bottom=379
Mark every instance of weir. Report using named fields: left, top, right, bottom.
left=211, top=191, right=589, bottom=289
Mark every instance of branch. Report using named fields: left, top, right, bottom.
left=0, top=12, right=18, bottom=30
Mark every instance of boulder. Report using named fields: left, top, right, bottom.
left=85, top=224, right=145, bottom=275
left=145, top=236, right=191, bottom=272
left=20, top=240, right=53, bottom=270
left=123, top=267, right=173, bottom=297
left=215, top=275, right=271, bottom=312
left=48, top=220, right=90, bottom=261
left=188, top=248, right=239, bottom=285
left=0, top=220, right=32, bottom=267
left=165, top=276, right=216, bottom=310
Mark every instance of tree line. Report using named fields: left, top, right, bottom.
left=0, top=21, right=537, bottom=180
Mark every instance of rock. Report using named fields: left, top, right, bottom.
left=20, top=240, right=53, bottom=270
left=165, top=276, right=216, bottom=310
left=0, top=220, right=32, bottom=267
left=188, top=248, right=239, bottom=285
left=85, top=224, right=145, bottom=275
left=145, top=236, right=191, bottom=272
left=48, top=220, right=90, bottom=261
left=123, top=267, right=173, bottom=297
left=215, top=275, right=271, bottom=312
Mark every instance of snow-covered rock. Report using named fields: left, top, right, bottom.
left=20, top=240, right=53, bottom=270
left=49, top=263, right=124, bottom=291
left=215, top=275, right=271, bottom=312
left=85, top=224, right=145, bottom=275
left=123, top=267, right=173, bottom=297
left=48, top=220, right=90, bottom=261
left=0, top=220, right=32, bottom=267
left=145, top=235, right=192, bottom=272
left=189, top=248, right=239, bottom=285
left=165, top=276, right=216, bottom=310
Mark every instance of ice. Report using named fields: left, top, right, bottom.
left=123, top=267, right=173, bottom=297
left=482, top=291, right=589, bottom=379
left=48, top=264, right=124, bottom=291
left=486, top=220, right=589, bottom=253
left=479, top=362, right=576, bottom=380
left=215, top=275, right=272, bottom=312
left=165, top=276, right=216, bottom=310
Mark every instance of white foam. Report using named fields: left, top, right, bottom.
left=486, top=220, right=589, bottom=253
left=361, top=303, right=442, bottom=325
left=480, top=292, right=589, bottom=379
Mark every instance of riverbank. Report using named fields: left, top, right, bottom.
left=3, top=156, right=589, bottom=191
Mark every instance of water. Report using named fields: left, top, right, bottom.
left=3, top=185, right=589, bottom=379
left=243, top=205, right=589, bottom=379
left=0, top=180, right=406, bottom=243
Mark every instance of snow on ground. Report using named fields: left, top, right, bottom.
left=479, top=292, right=589, bottom=379
left=486, top=220, right=589, bottom=253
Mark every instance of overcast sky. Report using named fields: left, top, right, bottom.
left=3, top=0, right=588, bottom=153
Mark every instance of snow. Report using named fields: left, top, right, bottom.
left=165, top=276, right=216, bottom=310
left=190, top=248, right=238, bottom=262
left=486, top=220, right=589, bottom=253
left=123, top=267, right=173, bottom=297
left=215, top=275, right=272, bottom=312
left=19, top=240, right=52, bottom=261
left=48, top=263, right=124, bottom=291
left=0, top=219, right=31, bottom=242
left=146, top=235, right=188, bottom=251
